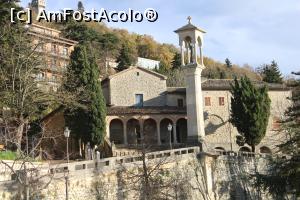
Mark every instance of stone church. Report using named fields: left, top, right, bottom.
left=43, top=18, right=291, bottom=158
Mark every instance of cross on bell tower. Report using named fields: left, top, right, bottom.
left=187, top=16, right=192, bottom=24
left=174, top=18, right=206, bottom=146
left=175, top=16, right=206, bottom=67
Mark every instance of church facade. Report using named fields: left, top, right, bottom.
left=104, top=66, right=290, bottom=154
left=42, top=19, right=291, bottom=158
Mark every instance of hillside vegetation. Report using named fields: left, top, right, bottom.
left=32, top=4, right=261, bottom=82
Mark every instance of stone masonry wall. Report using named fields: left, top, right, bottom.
left=0, top=149, right=275, bottom=200
left=109, top=68, right=167, bottom=107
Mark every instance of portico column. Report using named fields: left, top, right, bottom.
left=123, top=121, right=128, bottom=145
left=157, top=121, right=161, bottom=145
left=199, top=46, right=203, bottom=65
left=192, top=43, right=197, bottom=64
left=187, top=46, right=191, bottom=64
left=180, top=43, right=185, bottom=66
left=173, top=123, right=177, bottom=144
left=140, top=120, right=144, bottom=143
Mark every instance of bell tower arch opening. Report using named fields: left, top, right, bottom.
left=174, top=17, right=207, bottom=146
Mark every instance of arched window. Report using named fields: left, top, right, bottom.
left=197, top=36, right=203, bottom=65
left=239, top=146, right=251, bottom=152
left=260, top=146, right=272, bottom=154
left=184, top=36, right=193, bottom=64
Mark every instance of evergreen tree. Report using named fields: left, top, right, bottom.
left=256, top=71, right=300, bottom=198
left=0, top=0, right=21, bottom=23
left=230, top=77, right=271, bottom=152
left=89, top=56, right=107, bottom=145
left=64, top=44, right=106, bottom=146
left=225, top=58, right=233, bottom=68
left=171, top=52, right=181, bottom=69
left=63, top=22, right=100, bottom=43
left=261, top=60, right=283, bottom=83
left=116, top=43, right=137, bottom=71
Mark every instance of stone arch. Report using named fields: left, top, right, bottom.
left=239, top=146, right=251, bottom=152
left=260, top=146, right=272, bottom=154
left=160, top=118, right=174, bottom=144
left=197, top=36, right=203, bottom=65
left=184, top=36, right=193, bottom=64
left=215, top=147, right=225, bottom=151
left=126, top=119, right=141, bottom=144
left=176, top=118, right=187, bottom=143
left=197, top=36, right=202, bottom=47
left=143, top=118, right=157, bottom=144
left=109, top=119, right=124, bottom=144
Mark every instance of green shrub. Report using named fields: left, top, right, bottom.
left=0, top=151, right=17, bottom=160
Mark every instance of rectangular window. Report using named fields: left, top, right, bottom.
left=219, top=97, right=225, bottom=106
left=177, top=99, right=184, bottom=108
left=205, top=97, right=211, bottom=106
left=135, top=94, right=143, bottom=107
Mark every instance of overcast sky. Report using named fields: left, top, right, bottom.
left=22, top=0, right=300, bottom=75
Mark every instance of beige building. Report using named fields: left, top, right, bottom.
left=103, top=66, right=290, bottom=154
left=28, top=23, right=78, bottom=91
left=41, top=18, right=291, bottom=158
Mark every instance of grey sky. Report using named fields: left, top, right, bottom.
left=22, top=0, right=300, bottom=75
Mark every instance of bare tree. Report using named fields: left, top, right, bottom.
left=0, top=123, right=63, bottom=199
left=113, top=116, right=172, bottom=199
left=0, top=14, right=78, bottom=199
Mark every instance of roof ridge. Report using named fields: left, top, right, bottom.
left=106, top=66, right=167, bottom=80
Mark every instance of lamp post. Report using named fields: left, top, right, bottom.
left=64, top=127, right=70, bottom=200
left=167, top=123, right=173, bottom=150
left=64, top=127, right=70, bottom=163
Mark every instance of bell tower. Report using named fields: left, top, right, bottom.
left=175, top=17, right=206, bottom=145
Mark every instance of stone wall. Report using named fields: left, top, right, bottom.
left=164, top=89, right=291, bottom=152
left=167, top=93, right=187, bottom=107
left=203, top=90, right=291, bottom=152
left=0, top=148, right=276, bottom=200
left=109, top=67, right=167, bottom=107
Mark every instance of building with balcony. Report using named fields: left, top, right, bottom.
left=28, top=23, right=78, bottom=91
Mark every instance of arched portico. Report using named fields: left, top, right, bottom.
left=107, top=113, right=187, bottom=146
left=127, top=119, right=141, bottom=144
left=143, top=118, right=157, bottom=144
left=109, top=119, right=124, bottom=144
left=160, top=118, right=174, bottom=144
left=176, top=118, right=187, bottom=143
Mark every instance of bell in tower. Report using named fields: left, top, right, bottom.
left=174, top=17, right=206, bottom=146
